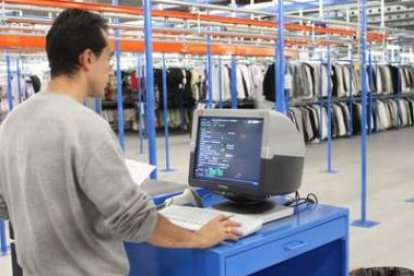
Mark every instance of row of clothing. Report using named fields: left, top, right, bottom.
left=101, top=107, right=193, bottom=131
left=288, top=98, right=414, bottom=144
left=153, top=63, right=267, bottom=107
left=102, top=108, right=137, bottom=130
left=207, top=63, right=266, bottom=102
left=353, top=98, right=414, bottom=132
left=263, top=62, right=414, bottom=102
left=112, top=63, right=268, bottom=111
left=153, top=68, right=196, bottom=109
left=372, top=65, right=414, bottom=95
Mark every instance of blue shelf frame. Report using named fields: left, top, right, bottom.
left=351, top=0, right=379, bottom=228
left=143, top=0, right=158, bottom=179
left=160, top=54, right=175, bottom=172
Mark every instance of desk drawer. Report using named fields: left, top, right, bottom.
left=225, top=217, right=347, bottom=276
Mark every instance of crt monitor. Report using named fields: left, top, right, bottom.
left=188, top=109, right=305, bottom=204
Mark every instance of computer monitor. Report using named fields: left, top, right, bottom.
left=188, top=109, right=305, bottom=207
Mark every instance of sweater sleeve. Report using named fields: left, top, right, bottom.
left=79, top=136, right=158, bottom=243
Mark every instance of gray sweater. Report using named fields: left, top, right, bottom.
left=0, top=93, right=157, bottom=276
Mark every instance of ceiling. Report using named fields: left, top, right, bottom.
left=93, top=0, right=414, bottom=31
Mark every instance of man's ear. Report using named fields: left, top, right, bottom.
left=78, top=49, right=95, bottom=72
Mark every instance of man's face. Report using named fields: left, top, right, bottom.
left=87, top=31, right=113, bottom=98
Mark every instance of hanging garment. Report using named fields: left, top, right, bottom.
left=332, top=104, right=347, bottom=137
left=263, top=63, right=276, bottom=102
left=332, top=64, right=346, bottom=98
left=310, top=63, right=321, bottom=99
left=376, top=66, right=384, bottom=94
left=300, top=107, right=314, bottom=142
left=211, top=64, right=223, bottom=102
left=337, top=102, right=352, bottom=135
left=390, top=66, right=399, bottom=94
left=342, top=65, right=352, bottom=97
left=248, top=64, right=265, bottom=101
left=305, top=105, right=320, bottom=142
left=239, top=64, right=252, bottom=98
left=320, top=64, right=330, bottom=97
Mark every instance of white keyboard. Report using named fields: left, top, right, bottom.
left=160, top=205, right=263, bottom=237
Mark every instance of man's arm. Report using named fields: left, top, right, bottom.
left=79, top=125, right=241, bottom=247
left=148, top=214, right=242, bottom=249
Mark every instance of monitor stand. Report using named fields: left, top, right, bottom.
left=212, top=200, right=294, bottom=224
left=212, top=200, right=276, bottom=214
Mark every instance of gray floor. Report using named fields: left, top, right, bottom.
left=1, top=127, right=414, bottom=274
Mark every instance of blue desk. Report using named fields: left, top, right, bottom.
left=125, top=193, right=349, bottom=276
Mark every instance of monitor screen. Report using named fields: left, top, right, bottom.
left=193, top=116, right=264, bottom=188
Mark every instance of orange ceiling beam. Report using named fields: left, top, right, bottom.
left=4, top=0, right=385, bottom=42
left=0, top=35, right=300, bottom=57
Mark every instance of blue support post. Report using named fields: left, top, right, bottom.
left=1, top=50, right=12, bottom=255
left=218, top=57, right=223, bottom=109
left=376, top=62, right=381, bottom=129
left=351, top=0, right=379, bottom=228
left=113, top=0, right=125, bottom=151
left=230, top=56, right=238, bottom=109
left=94, top=98, right=102, bottom=114
left=137, top=55, right=144, bottom=154
left=367, top=51, right=372, bottom=134
left=144, top=0, right=158, bottom=179
left=16, top=56, right=22, bottom=104
left=396, top=50, right=402, bottom=129
left=275, top=0, right=286, bottom=114
left=161, top=54, right=175, bottom=172
left=206, top=33, right=213, bottom=109
left=370, top=54, right=378, bottom=132
left=6, top=50, right=14, bottom=111
left=0, top=220, right=7, bottom=255
left=326, top=46, right=336, bottom=174
left=348, top=58, right=354, bottom=136
left=319, top=58, right=324, bottom=142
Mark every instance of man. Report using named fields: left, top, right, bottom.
left=0, top=9, right=241, bottom=276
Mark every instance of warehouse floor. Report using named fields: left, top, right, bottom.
left=1, top=127, right=413, bottom=274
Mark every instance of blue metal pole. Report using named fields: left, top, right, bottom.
left=367, top=50, right=373, bottom=134
left=113, top=0, right=125, bottom=151
left=6, top=50, right=14, bottom=111
left=397, top=49, right=402, bottom=128
left=161, top=54, right=174, bottom=172
left=275, top=0, right=286, bottom=114
left=137, top=55, right=144, bottom=154
left=351, top=0, right=379, bottom=228
left=369, top=51, right=378, bottom=132
left=206, top=33, right=213, bottom=109
left=0, top=220, right=6, bottom=254
left=327, top=46, right=334, bottom=173
left=94, top=98, right=102, bottom=114
left=348, top=58, right=354, bottom=136
left=319, top=58, right=324, bottom=141
left=144, top=0, right=158, bottom=179
left=1, top=50, right=13, bottom=255
left=16, top=56, right=22, bottom=104
left=361, top=19, right=368, bottom=224
left=218, top=57, right=223, bottom=109
left=230, top=56, right=238, bottom=109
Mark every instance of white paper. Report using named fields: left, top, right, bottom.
left=125, top=159, right=156, bottom=186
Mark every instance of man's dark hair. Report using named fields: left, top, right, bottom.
left=46, top=9, right=108, bottom=78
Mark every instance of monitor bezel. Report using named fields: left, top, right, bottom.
left=188, top=110, right=269, bottom=197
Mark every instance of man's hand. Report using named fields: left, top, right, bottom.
left=195, top=215, right=243, bottom=248
left=148, top=214, right=242, bottom=249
